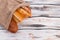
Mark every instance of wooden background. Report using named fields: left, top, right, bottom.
left=1, top=0, right=60, bottom=40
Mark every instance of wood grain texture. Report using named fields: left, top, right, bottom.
left=0, top=30, right=60, bottom=40
left=0, top=0, right=60, bottom=40
left=25, top=0, right=60, bottom=4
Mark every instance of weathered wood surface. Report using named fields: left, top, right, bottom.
left=25, top=0, right=60, bottom=4
left=0, top=30, right=60, bottom=40
left=0, top=0, right=60, bottom=40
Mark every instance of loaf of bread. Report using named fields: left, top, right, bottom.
left=8, top=17, right=18, bottom=33
left=8, top=6, right=31, bottom=33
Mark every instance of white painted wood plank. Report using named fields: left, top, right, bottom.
left=0, top=30, right=60, bottom=40
left=15, top=17, right=60, bottom=30
left=31, top=5, right=60, bottom=16
left=20, top=17, right=60, bottom=26
left=25, top=0, right=60, bottom=4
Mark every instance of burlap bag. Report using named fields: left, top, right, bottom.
left=0, top=0, right=29, bottom=29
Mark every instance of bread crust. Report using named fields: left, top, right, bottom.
left=8, top=6, right=31, bottom=33
left=8, top=17, right=18, bottom=33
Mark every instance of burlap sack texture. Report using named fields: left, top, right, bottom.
left=0, top=0, right=29, bottom=29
